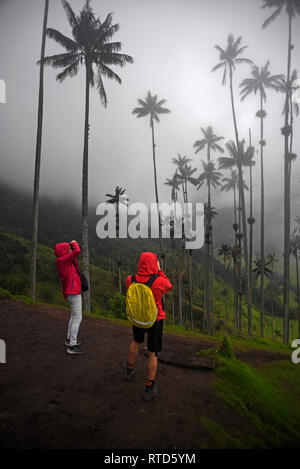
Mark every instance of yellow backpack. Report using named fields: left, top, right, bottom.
left=126, top=274, right=158, bottom=329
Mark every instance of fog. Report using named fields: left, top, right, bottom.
left=0, top=0, right=299, bottom=251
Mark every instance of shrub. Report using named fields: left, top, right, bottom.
left=108, top=293, right=126, bottom=319
left=219, top=336, right=235, bottom=359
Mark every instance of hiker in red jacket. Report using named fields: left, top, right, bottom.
left=125, top=251, right=172, bottom=401
left=54, top=240, right=84, bottom=355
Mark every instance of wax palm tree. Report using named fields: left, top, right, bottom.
left=197, top=160, right=222, bottom=335
left=217, top=244, right=232, bottom=334
left=105, top=186, right=129, bottom=295
left=165, top=173, right=181, bottom=205
left=240, top=61, right=283, bottom=337
left=245, top=130, right=256, bottom=295
left=171, top=155, right=197, bottom=204
left=219, top=140, right=253, bottom=332
left=172, top=158, right=198, bottom=329
left=266, top=252, right=279, bottom=341
left=201, top=203, right=218, bottom=334
left=42, top=0, right=133, bottom=312
left=290, top=235, right=300, bottom=336
left=221, top=169, right=249, bottom=329
left=213, top=33, right=253, bottom=336
left=132, top=91, right=170, bottom=260
left=218, top=141, right=251, bottom=245
left=30, top=0, right=49, bottom=302
left=253, top=255, right=273, bottom=336
left=170, top=156, right=191, bottom=327
left=218, top=140, right=252, bottom=248
left=279, top=69, right=299, bottom=186
left=262, top=0, right=300, bottom=344
left=194, top=126, right=224, bottom=164
left=253, top=257, right=273, bottom=280
left=197, top=161, right=222, bottom=200
left=221, top=169, right=249, bottom=226
left=284, top=69, right=300, bottom=118
left=274, top=329, right=282, bottom=342
left=165, top=172, right=181, bottom=253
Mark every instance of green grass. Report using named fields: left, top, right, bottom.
left=197, top=417, right=244, bottom=449
left=214, top=357, right=300, bottom=448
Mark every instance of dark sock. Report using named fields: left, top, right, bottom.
left=146, top=378, right=155, bottom=388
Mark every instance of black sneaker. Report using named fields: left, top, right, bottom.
left=64, top=339, right=81, bottom=347
left=124, top=367, right=135, bottom=381
left=66, top=345, right=85, bottom=355
left=143, top=384, right=159, bottom=401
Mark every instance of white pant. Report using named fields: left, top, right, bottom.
left=67, top=294, right=82, bottom=347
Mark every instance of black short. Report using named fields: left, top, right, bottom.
left=132, top=320, right=163, bottom=356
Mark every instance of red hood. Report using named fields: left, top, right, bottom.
left=54, top=242, right=70, bottom=258
left=137, top=252, right=159, bottom=276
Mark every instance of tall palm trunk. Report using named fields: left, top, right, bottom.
left=210, top=230, right=215, bottom=335
left=116, top=202, right=122, bottom=295
left=295, top=248, right=300, bottom=338
left=283, top=13, right=292, bottom=345
left=248, top=128, right=254, bottom=295
left=259, top=92, right=265, bottom=337
left=183, top=177, right=193, bottom=330
left=30, top=0, right=49, bottom=301
left=171, top=240, right=175, bottom=326
left=178, top=243, right=184, bottom=326
left=233, top=182, right=238, bottom=332
left=81, top=63, right=91, bottom=313
left=238, top=189, right=242, bottom=332
left=229, top=64, right=252, bottom=337
left=207, top=146, right=214, bottom=335
left=204, top=204, right=210, bottom=334
left=150, top=116, right=162, bottom=260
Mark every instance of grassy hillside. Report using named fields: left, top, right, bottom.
left=194, top=337, right=300, bottom=448
left=1, top=227, right=298, bottom=342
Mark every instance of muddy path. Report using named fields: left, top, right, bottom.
left=0, top=299, right=288, bottom=449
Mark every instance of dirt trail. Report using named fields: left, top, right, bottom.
left=0, top=299, right=288, bottom=449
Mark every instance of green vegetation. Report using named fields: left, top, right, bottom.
left=0, top=229, right=117, bottom=313
left=192, top=334, right=300, bottom=448
left=198, top=417, right=244, bottom=449
left=219, top=336, right=235, bottom=359
left=215, top=357, right=300, bottom=447
left=0, top=226, right=297, bottom=342
left=108, top=293, right=127, bottom=320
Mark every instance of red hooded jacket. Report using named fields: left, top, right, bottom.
left=126, top=252, right=173, bottom=322
left=54, top=241, right=81, bottom=298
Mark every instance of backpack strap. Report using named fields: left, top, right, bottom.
left=73, top=260, right=80, bottom=276
left=144, top=273, right=159, bottom=289
left=130, top=273, right=158, bottom=288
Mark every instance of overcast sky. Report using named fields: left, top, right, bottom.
left=0, top=0, right=299, bottom=250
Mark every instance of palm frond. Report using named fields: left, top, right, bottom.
left=262, top=5, right=283, bottom=28
left=46, top=28, right=78, bottom=51
left=96, top=68, right=107, bottom=107
left=40, top=52, right=81, bottom=69
left=61, top=0, right=78, bottom=29
left=97, top=62, right=122, bottom=84
left=56, top=59, right=81, bottom=82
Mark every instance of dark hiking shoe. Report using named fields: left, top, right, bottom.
left=66, top=345, right=85, bottom=355
left=65, top=339, right=81, bottom=347
left=143, top=384, right=159, bottom=401
left=124, top=367, right=135, bottom=381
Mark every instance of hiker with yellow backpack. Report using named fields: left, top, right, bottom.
left=125, top=252, right=173, bottom=401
